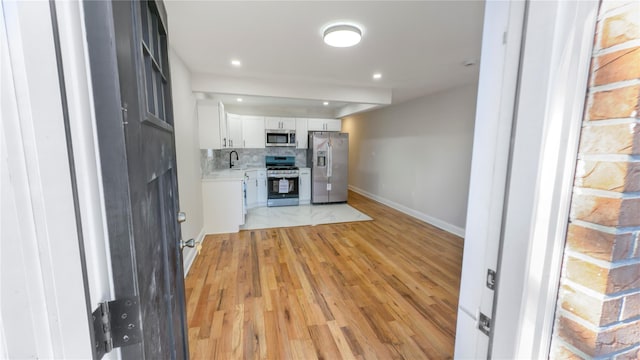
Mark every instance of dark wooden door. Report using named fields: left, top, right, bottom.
left=84, top=1, right=188, bottom=358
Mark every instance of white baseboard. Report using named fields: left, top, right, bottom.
left=348, top=185, right=465, bottom=238
left=183, top=227, right=206, bottom=277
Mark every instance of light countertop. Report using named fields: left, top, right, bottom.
left=202, top=167, right=267, bottom=182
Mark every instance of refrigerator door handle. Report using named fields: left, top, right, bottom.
left=327, top=142, right=332, bottom=178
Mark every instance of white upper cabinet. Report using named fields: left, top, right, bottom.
left=218, top=103, right=228, bottom=148
left=307, top=118, right=341, bottom=132
left=226, top=113, right=244, bottom=148
left=281, top=118, right=296, bottom=130
left=325, top=119, right=342, bottom=131
left=265, top=116, right=280, bottom=129
left=197, top=101, right=224, bottom=149
left=265, top=116, right=295, bottom=130
left=242, top=115, right=265, bottom=148
left=295, top=118, right=308, bottom=149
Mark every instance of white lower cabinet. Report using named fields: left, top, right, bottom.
left=202, top=179, right=244, bottom=234
left=245, top=169, right=267, bottom=209
left=299, top=168, right=311, bottom=204
left=245, top=170, right=258, bottom=209
left=257, top=169, right=267, bottom=206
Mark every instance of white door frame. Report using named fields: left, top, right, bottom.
left=455, top=0, right=599, bottom=358
left=454, top=0, right=526, bottom=357
left=1, top=1, right=92, bottom=358
left=1, top=1, right=116, bottom=358
left=491, top=0, right=599, bottom=358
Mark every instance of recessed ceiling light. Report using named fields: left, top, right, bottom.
left=323, top=101, right=329, bottom=106
left=236, top=98, right=243, bottom=102
left=373, top=73, right=382, bottom=80
left=231, top=59, right=241, bottom=67
left=323, top=24, right=362, bottom=48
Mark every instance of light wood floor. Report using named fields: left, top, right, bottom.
left=185, top=191, right=464, bottom=359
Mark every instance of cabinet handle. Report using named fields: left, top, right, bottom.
left=230, top=139, right=233, bottom=147
left=224, top=138, right=227, bottom=147
left=255, top=179, right=258, bottom=186
left=244, top=140, right=246, bottom=148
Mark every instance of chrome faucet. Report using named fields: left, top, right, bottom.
left=229, top=150, right=239, bottom=169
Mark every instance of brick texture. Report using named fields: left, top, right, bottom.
left=556, top=316, right=598, bottom=356
left=599, top=1, right=639, bottom=19
left=594, top=47, right=640, bottom=86
left=571, top=194, right=640, bottom=227
left=597, top=321, right=640, bottom=356
left=578, top=122, right=640, bottom=155
left=589, top=85, right=640, bottom=120
left=557, top=316, right=640, bottom=357
left=614, top=345, right=640, bottom=360
left=608, top=263, right=640, bottom=293
left=551, top=1, right=640, bottom=358
left=575, top=160, right=640, bottom=192
left=621, top=293, right=640, bottom=320
left=550, top=341, right=587, bottom=360
left=566, top=224, right=633, bottom=261
left=600, top=3, right=640, bottom=49
left=565, top=256, right=609, bottom=293
left=559, top=284, right=621, bottom=326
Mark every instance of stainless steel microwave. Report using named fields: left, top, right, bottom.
left=265, top=129, right=296, bottom=147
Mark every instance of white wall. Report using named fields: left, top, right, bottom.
left=342, top=84, right=477, bottom=235
left=170, top=48, right=204, bottom=274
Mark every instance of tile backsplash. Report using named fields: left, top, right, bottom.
left=201, top=148, right=308, bottom=175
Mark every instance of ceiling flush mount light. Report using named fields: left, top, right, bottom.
left=372, top=73, right=382, bottom=80
left=323, top=24, right=362, bottom=48
left=323, top=101, right=329, bottom=106
left=231, top=59, right=241, bottom=67
left=236, top=98, right=243, bottom=102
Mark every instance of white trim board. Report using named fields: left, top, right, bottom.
left=348, top=185, right=465, bottom=238
left=183, top=227, right=206, bottom=277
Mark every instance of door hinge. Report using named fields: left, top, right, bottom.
left=92, top=297, right=141, bottom=359
left=121, top=103, right=128, bottom=125
left=486, top=268, right=496, bottom=290
left=478, top=312, right=491, bottom=336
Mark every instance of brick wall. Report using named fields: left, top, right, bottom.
left=550, top=1, right=640, bottom=358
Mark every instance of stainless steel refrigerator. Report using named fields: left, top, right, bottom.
left=307, top=132, right=349, bottom=204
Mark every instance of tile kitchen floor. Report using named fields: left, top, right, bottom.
left=241, top=203, right=372, bottom=230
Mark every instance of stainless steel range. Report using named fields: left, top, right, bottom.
left=265, top=156, right=299, bottom=207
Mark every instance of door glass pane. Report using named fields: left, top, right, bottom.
left=144, top=54, right=156, bottom=115
left=156, top=72, right=165, bottom=121
left=140, top=1, right=150, bottom=47
left=159, top=33, right=167, bottom=73
left=151, top=9, right=159, bottom=59
left=140, top=0, right=171, bottom=123
left=163, top=80, right=172, bottom=125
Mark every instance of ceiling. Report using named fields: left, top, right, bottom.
left=166, top=1, right=485, bottom=118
